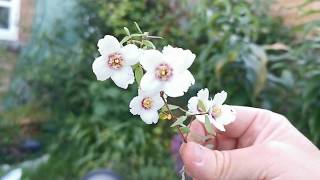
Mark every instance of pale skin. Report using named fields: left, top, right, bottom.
left=179, top=106, right=320, bottom=180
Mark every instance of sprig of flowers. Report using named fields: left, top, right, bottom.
left=92, top=22, right=236, bottom=147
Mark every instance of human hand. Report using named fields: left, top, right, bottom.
left=179, top=106, right=320, bottom=180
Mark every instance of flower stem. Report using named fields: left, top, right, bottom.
left=160, top=91, right=187, bottom=143
left=178, top=107, right=188, bottom=113
left=177, top=107, right=209, bottom=116
left=189, top=112, right=209, bottom=116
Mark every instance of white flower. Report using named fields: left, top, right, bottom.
left=208, top=91, right=236, bottom=131
left=139, top=45, right=195, bottom=97
left=187, top=89, right=236, bottom=131
left=92, top=35, right=142, bottom=89
left=187, top=88, right=212, bottom=122
left=129, top=90, right=164, bottom=124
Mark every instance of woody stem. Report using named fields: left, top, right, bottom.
left=190, top=112, right=209, bottom=116
left=160, top=91, right=187, bottom=143
left=177, top=107, right=209, bottom=116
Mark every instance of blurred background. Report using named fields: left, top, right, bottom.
left=0, top=0, right=319, bottom=179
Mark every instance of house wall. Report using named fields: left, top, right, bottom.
left=3, top=0, right=319, bottom=45
left=12, top=0, right=320, bottom=43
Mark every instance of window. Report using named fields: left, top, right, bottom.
left=0, top=0, right=20, bottom=41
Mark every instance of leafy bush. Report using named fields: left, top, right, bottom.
left=2, top=0, right=319, bottom=179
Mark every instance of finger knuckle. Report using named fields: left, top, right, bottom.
left=274, top=113, right=289, bottom=123
left=260, top=109, right=289, bottom=125
left=263, top=141, right=287, bottom=157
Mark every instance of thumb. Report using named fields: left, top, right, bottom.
left=180, top=142, right=279, bottom=180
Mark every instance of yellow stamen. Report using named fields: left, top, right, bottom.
left=166, top=113, right=172, bottom=120
left=212, top=106, right=222, bottom=117
left=142, top=97, right=153, bottom=109
left=108, top=53, right=124, bottom=70
left=156, top=64, right=172, bottom=81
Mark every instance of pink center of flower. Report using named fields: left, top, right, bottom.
left=107, top=53, right=124, bottom=70
left=155, top=64, right=173, bottom=81
left=141, top=97, right=153, bottom=109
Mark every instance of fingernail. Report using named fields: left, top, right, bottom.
left=193, top=144, right=205, bottom=166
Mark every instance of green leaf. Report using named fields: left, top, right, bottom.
left=134, top=22, right=142, bottom=33
left=131, top=34, right=144, bottom=37
left=134, top=65, right=144, bottom=86
left=131, top=40, right=143, bottom=46
left=147, top=35, right=163, bottom=39
left=197, top=100, right=206, bottom=112
left=170, top=116, right=187, bottom=127
left=180, top=126, right=190, bottom=133
left=281, top=70, right=294, bottom=88
left=124, top=27, right=130, bottom=36
left=142, top=40, right=156, bottom=49
left=120, top=36, right=130, bottom=45
left=204, top=115, right=214, bottom=134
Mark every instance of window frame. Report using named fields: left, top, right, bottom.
left=0, top=0, right=20, bottom=41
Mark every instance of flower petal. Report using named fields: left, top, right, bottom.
left=140, top=72, right=162, bottom=94
left=216, top=105, right=236, bottom=125
left=120, top=44, right=142, bottom=66
left=129, top=96, right=144, bottom=115
left=196, top=115, right=206, bottom=123
left=162, top=45, right=174, bottom=54
left=111, top=66, right=134, bottom=89
left=92, top=56, right=112, bottom=81
left=140, top=110, right=159, bottom=124
left=163, top=70, right=195, bottom=97
left=211, top=118, right=226, bottom=131
left=197, top=88, right=209, bottom=102
left=206, top=100, right=214, bottom=110
left=162, top=45, right=196, bottom=72
left=97, top=35, right=121, bottom=56
left=138, top=89, right=159, bottom=97
left=187, top=96, right=199, bottom=114
left=140, top=50, right=164, bottom=72
left=212, top=91, right=227, bottom=106
left=183, top=49, right=196, bottom=69
left=151, top=94, right=164, bottom=110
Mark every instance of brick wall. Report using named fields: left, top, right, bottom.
left=19, top=0, right=34, bottom=44
left=272, top=0, right=320, bottom=26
